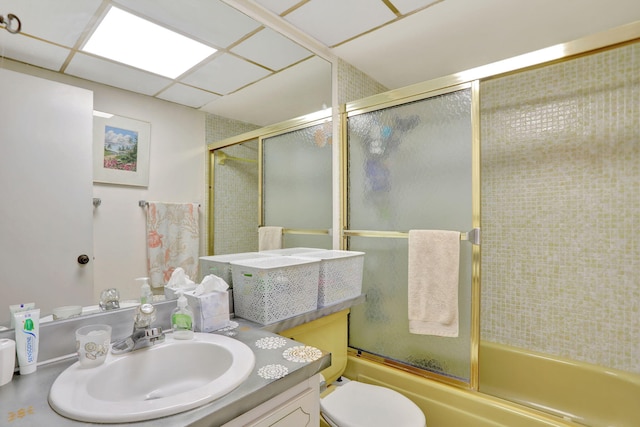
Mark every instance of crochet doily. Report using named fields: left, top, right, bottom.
left=257, top=364, right=289, bottom=380
left=255, top=336, right=288, bottom=350
left=217, top=321, right=239, bottom=332
left=282, top=346, right=322, bottom=363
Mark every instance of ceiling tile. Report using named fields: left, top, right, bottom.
left=181, top=54, right=271, bottom=95
left=200, top=56, right=331, bottom=126
left=231, top=28, right=312, bottom=71
left=114, top=0, right=261, bottom=48
left=156, top=84, right=220, bottom=108
left=253, top=0, right=303, bottom=15
left=2, top=0, right=102, bottom=47
left=0, top=32, right=70, bottom=71
left=388, top=0, right=441, bottom=15
left=284, top=0, right=396, bottom=46
left=65, top=53, right=172, bottom=96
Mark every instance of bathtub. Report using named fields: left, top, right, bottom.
left=343, top=342, right=640, bottom=427
left=479, top=341, right=640, bottom=427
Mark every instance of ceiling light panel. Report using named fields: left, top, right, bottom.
left=83, top=6, right=216, bottom=78
left=115, top=0, right=262, bottom=48
left=231, top=28, right=312, bottom=71
left=284, top=0, right=396, bottom=46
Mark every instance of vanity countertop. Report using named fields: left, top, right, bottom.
left=0, top=295, right=365, bottom=426
left=0, top=322, right=329, bottom=426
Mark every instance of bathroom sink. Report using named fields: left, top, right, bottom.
left=48, top=333, right=255, bottom=423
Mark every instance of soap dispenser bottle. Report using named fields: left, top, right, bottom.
left=136, top=277, right=153, bottom=304
left=171, top=292, right=194, bottom=340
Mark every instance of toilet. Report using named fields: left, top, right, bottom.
left=279, top=310, right=426, bottom=427
left=320, top=378, right=426, bottom=427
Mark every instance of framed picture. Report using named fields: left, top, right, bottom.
left=93, top=112, right=150, bottom=186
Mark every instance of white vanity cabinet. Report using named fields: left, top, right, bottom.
left=222, top=374, right=320, bottom=427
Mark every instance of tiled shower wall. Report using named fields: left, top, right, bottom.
left=480, top=42, right=639, bottom=373
left=205, top=114, right=260, bottom=256
left=337, top=58, right=388, bottom=104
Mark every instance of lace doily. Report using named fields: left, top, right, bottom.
left=255, top=336, right=288, bottom=350
left=282, top=346, right=322, bottom=363
left=257, top=364, right=289, bottom=380
left=217, top=321, right=239, bottom=332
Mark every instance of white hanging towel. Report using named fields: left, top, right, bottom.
left=146, top=202, right=200, bottom=288
left=258, top=226, right=283, bottom=251
left=408, top=230, right=460, bottom=337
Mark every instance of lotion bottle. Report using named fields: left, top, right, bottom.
left=171, top=292, right=194, bottom=340
left=136, top=277, right=153, bottom=304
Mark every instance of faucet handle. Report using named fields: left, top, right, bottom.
left=145, top=327, right=163, bottom=339
left=134, top=303, right=156, bottom=328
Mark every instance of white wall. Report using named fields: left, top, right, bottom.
left=3, top=60, right=207, bottom=305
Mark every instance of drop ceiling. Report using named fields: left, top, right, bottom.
left=1, top=0, right=639, bottom=127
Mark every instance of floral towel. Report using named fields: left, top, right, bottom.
left=146, top=202, right=199, bottom=288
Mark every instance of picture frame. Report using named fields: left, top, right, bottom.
left=93, top=112, right=150, bottom=187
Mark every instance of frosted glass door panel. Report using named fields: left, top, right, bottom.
left=349, top=236, right=473, bottom=380
left=349, top=90, right=472, bottom=231
left=347, top=88, right=473, bottom=381
left=282, top=234, right=332, bottom=250
left=263, top=123, right=332, bottom=231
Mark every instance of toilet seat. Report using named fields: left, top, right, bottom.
left=320, top=381, right=426, bottom=427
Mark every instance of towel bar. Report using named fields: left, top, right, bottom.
left=257, top=227, right=331, bottom=236
left=139, top=200, right=201, bottom=208
left=342, top=228, right=481, bottom=245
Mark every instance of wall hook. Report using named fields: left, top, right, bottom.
left=0, top=13, right=21, bottom=34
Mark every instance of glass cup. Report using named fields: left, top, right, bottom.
left=75, top=324, right=112, bottom=368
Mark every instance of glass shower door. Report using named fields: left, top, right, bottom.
left=345, top=85, right=479, bottom=386
left=262, top=120, right=333, bottom=248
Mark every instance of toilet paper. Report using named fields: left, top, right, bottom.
left=0, top=338, right=16, bottom=387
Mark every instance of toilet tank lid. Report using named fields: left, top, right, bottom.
left=320, top=381, right=426, bottom=427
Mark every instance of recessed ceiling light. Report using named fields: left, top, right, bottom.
left=83, top=6, right=216, bottom=79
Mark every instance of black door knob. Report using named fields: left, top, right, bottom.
left=77, top=254, right=90, bottom=265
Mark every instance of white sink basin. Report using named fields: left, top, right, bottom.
left=49, top=333, right=255, bottom=423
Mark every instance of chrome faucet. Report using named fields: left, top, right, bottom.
left=111, top=303, right=165, bottom=354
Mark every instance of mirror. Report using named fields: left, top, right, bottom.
left=210, top=112, right=334, bottom=258
left=0, top=1, right=332, bottom=328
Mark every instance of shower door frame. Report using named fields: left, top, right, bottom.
left=340, top=81, right=482, bottom=390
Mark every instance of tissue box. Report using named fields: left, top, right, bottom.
left=183, top=290, right=230, bottom=332
left=164, top=283, right=197, bottom=300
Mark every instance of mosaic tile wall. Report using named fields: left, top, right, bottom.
left=205, top=114, right=260, bottom=143
left=205, top=114, right=260, bottom=256
left=480, top=42, right=640, bottom=373
left=337, top=58, right=388, bottom=104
